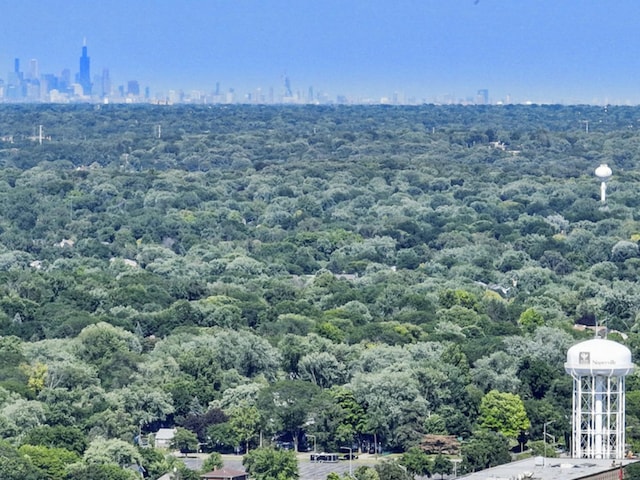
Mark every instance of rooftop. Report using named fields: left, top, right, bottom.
left=460, top=457, right=638, bottom=480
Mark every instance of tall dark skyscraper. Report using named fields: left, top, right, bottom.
left=78, top=42, right=92, bottom=95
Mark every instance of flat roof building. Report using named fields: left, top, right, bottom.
left=460, top=457, right=638, bottom=480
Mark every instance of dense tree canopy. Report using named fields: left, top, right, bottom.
left=0, top=103, right=638, bottom=476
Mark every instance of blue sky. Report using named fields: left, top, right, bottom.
left=2, top=0, right=640, bottom=104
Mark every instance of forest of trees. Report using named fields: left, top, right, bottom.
left=0, top=103, right=639, bottom=478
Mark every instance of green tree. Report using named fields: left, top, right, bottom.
left=399, top=446, right=432, bottom=478
left=432, top=454, right=453, bottom=479
left=330, top=386, right=367, bottom=448
left=116, top=386, right=175, bottom=431
left=75, top=322, right=142, bottom=364
left=229, top=405, right=260, bottom=453
left=0, top=397, right=46, bottom=439
left=374, top=460, right=413, bottom=480
left=207, top=421, right=238, bottom=453
left=471, top=351, right=520, bottom=393
left=625, top=462, right=640, bottom=480
left=137, top=447, right=170, bottom=480
left=354, top=465, right=380, bottom=480
left=0, top=440, right=39, bottom=480
left=257, top=380, right=322, bottom=452
left=517, top=357, right=558, bottom=400
left=64, top=463, right=139, bottom=480
left=298, top=351, right=346, bottom=388
left=423, top=414, right=448, bottom=435
left=18, top=444, right=79, bottom=480
left=460, top=431, right=511, bottom=473
left=479, top=390, right=530, bottom=440
left=201, top=452, right=224, bottom=473
left=242, top=446, right=299, bottom=480
left=83, top=437, right=142, bottom=468
left=21, top=425, right=87, bottom=456
left=171, top=427, right=199, bottom=455
left=75, top=322, right=142, bottom=388
left=518, top=308, right=544, bottom=333
left=351, top=370, right=428, bottom=451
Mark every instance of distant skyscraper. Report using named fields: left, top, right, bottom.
left=284, top=76, right=292, bottom=97
left=8, top=58, right=23, bottom=99
left=101, top=69, right=111, bottom=97
left=28, top=59, right=38, bottom=80
left=42, top=74, right=58, bottom=93
left=477, top=89, right=489, bottom=104
left=127, top=80, right=140, bottom=96
left=60, top=68, right=71, bottom=93
left=78, top=42, right=92, bottom=95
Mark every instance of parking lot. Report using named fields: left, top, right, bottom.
left=180, top=452, right=382, bottom=480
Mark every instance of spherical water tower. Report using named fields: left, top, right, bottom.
left=565, top=338, right=634, bottom=459
left=595, top=164, right=612, bottom=203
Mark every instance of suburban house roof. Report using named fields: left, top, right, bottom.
left=155, top=428, right=176, bottom=440
left=200, top=467, right=248, bottom=480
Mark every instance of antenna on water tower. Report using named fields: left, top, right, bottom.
left=595, top=164, right=612, bottom=203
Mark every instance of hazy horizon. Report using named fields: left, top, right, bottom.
left=3, top=0, right=640, bottom=104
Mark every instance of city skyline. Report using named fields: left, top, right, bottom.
left=6, top=41, right=494, bottom=105
left=2, top=1, right=640, bottom=105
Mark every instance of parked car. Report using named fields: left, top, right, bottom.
left=310, top=453, right=340, bottom=463
left=275, top=441, right=294, bottom=451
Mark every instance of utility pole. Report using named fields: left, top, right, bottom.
left=544, top=420, right=555, bottom=466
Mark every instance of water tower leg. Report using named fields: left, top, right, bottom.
left=595, top=376, right=604, bottom=458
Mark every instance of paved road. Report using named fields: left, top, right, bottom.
left=179, top=453, right=383, bottom=480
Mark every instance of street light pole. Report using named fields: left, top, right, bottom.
left=307, top=434, right=316, bottom=453
left=544, top=420, right=555, bottom=466
left=341, top=446, right=353, bottom=477
left=452, top=459, right=461, bottom=478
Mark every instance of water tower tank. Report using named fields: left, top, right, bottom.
left=594, top=164, right=612, bottom=203
left=565, top=338, right=633, bottom=377
left=565, top=338, right=634, bottom=460
left=595, top=164, right=612, bottom=181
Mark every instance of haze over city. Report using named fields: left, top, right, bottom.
left=2, top=0, right=640, bottom=105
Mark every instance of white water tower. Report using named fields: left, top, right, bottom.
left=595, top=164, right=612, bottom=203
left=565, top=338, right=634, bottom=459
